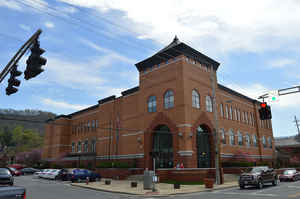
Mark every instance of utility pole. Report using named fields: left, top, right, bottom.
left=293, top=116, right=300, bottom=135
left=210, top=66, right=221, bottom=185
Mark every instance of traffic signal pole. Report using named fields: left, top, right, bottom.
left=0, top=29, right=42, bottom=84
left=258, top=86, right=300, bottom=100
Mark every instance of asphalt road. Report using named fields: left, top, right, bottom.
left=14, top=175, right=300, bottom=199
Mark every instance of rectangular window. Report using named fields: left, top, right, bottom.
left=225, top=105, right=229, bottom=119
left=96, top=120, right=99, bottom=128
left=220, top=104, right=224, bottom=117
left=229, top=106, right=233, bottom=120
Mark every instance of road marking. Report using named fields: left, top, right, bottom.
left=288, top=185, right=300, bottom=188
left=288, top=192, right=300, bottom=198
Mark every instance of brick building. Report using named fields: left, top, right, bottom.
left=42, top=36, right=274, bottom=170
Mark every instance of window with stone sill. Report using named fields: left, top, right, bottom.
left=220, top=128, right=226, bottom=144
left=77, top=141, right=82, bottom=152
left=164, top=90, right=174, bottom=109
left=192, top=90, right=200, bottom=109
left=84, top=140, right=88, bottom=152
left=148, top=95, right=157, bottom=112
left=234, top=108, right=237, bottom=121
left=229, top=106, right=233, bottom=120
left=238, top=131, right=243, bottom=146
left=245, top=134, right=250, bottom=147
left=252, top=134, right=257, bottom=147
left=71, top=142, right=75, bottom=152
left=268, top=137, right=272, bottom=148
left=225, top=105, right=229, bottom=119
left=220, top=103, right=224, bottom=117
left=206, top=96, right=213, bottom=112
left=262, top=136, right=267, bottom=148
left=229, top=130, right=235, bottom=145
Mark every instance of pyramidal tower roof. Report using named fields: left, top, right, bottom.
left=135, top=36, right=220, bottom=72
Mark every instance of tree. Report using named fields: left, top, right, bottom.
left=0, top=126, right=14, bottom=151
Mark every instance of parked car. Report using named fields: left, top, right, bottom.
left=0, top=168, right=14, bottom=186
left=8, top=168, right=22, bottom=176
left=0, top=186, right=26, bottom=199
left=20, top=168, right=40, bottom=175
left=239, top=166, right=278, bottom=189
left=55, top=168, right=71, bottom=181
left=38, top=169, right=51, bottom=178
left=279, top=169, right=300, bottom=182
left=69, top=169, right=101, bottom=183
left=46, top=169, right=61, bottom=180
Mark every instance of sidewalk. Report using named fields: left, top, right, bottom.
left=71, top=178, right=238, bottom=196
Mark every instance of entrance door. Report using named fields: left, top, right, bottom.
left=196, top=125, right=211, bottom=168
left=153, top=125, right=173, bottom=168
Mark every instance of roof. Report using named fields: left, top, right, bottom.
left=135, top=36, right=220, bottom=72
left=218, top=84, right=260, bottom=104
left=121, top=86, right=139, bottom=96
left=275, top=135, right=300, bottom=147
left=98, top=95, right=116, bottom=105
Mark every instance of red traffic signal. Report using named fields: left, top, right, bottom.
left=260, top=102, right=267, bottom=108
left=259, top=102, right=272, bottom=120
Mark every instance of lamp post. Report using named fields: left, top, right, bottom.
left=210, top=67, right=221, bottom=185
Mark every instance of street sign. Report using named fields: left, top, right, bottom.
left=268, top=90, right=279, bottom=103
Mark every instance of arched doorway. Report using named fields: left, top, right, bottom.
left=196, top=125, right=211, bottom=168
left=152, top=125, right=173, bottom=168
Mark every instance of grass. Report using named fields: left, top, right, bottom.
left=161, top=180, right=204, bottom=185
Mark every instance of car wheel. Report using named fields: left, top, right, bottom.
left=257, top=181, right=263, bottom=189
left=10, top=182, right=14, bottom=186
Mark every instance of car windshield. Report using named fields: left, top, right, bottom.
left=244, top=167, right=264, bottom=173
left=9, top=168, right=16, bottom=171
left=283, top=170, right=296, bottom=175
left=0, top=168, right=11, bottom=175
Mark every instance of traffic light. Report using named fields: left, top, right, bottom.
left=259, top=102, right=272, bottom=120
left=24, top=40, right=47, bottom=80
left=6, top=64, right=22, bottom=95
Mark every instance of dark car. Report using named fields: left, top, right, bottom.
left=69, top=169, right=101, bottom=183
left=0, top=186, right=26, bottom=199
left=279, top=169, right=300, bottom=182
left=239, top=166, right=278, bottom=189
left=20, top=168, right=40, bottom=175
left=0, top=168, right=14, bottom=186
left=55, top=168, right=75, bottom=181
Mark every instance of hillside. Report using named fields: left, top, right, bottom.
left=0, top=109, right=56, bottom=136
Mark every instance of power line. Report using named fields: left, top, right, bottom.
left=16, top=0, right=174, bottom=61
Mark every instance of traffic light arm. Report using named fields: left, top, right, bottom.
left=0, top=29, right=42, bottom=83
left=258, top=86, right=300, bottom=100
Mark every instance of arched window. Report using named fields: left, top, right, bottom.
left=84, top=140, right=88, bottom=152
left=225, top=105, right=229, bottom=118
left=164, top=90, right=174, bottom=109
left=252, top=135, right=257, bottom=147
left=220, top=128, right=226, bottom=144
left=229, top=130, right=235, bottom=145
left=237, top=109, right=241, bottom=121
left=262, top=136, right=266, bottom=148
left=234, top=108, right=237, bottom=120
left=192, top=90, right=200, bottom=108
left=245, top=133, right=250, bottom=147
left=71, top=142, right=75, bottom=152
left=268, top=137, right=272, bottom=148
left=148, top=96, right=157, bottom=112
left=238, top=131, right=243, bottom=145
left=77, top=141, right=82, bottom=152
left=229, top=106, right=233, bottom=120
left=206, top=96, right=213, bottom=112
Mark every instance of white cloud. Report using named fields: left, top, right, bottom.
left=19, top=24, right=31, bottom=31
left=268, top=58, right=296, bottom=69
left=57, top=0, right=300, bottom=55
left=0, top=0, right=22, bottom=10
left=80, top=39, right=136, bottom=64
left=45, top=22, right=55, bottom=29
left=225, top=83, right=300, bottom=108
left=41, top=98, right=90, bottom=110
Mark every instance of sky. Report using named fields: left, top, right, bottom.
left=0, top=0, right=299, bottom=137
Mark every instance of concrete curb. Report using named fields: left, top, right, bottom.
left=70, top=183, right=238, bottom=196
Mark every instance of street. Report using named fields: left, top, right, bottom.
left=14, top=175, right=300, bottom=199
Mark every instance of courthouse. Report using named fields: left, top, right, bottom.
left=42, top=36, right=274, bottom=170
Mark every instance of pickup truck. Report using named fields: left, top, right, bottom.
left=239, top=166, right=278, bottom=189
left=0, top=186, right=26, bottom=199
